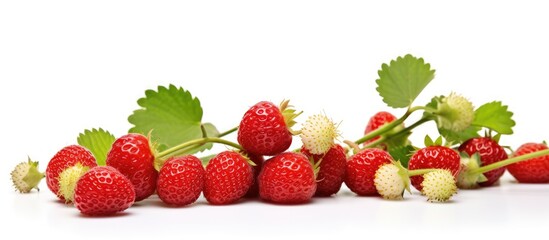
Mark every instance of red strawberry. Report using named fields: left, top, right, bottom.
left=507, top=143, right=549, bottom=183
left=244, top=153, right=265, bottom=198
left=408, top=146, right=461, bottom=191
left=259, top=152, right=316, bottom=204
left=157, top=155, right=205, bottom=206
left=344, top=148, right=393, bottom=196
left=237, top=101, right=299, bottom=156
left=46, top=145, right=97, bottom=199
left=458, top=137, right=508, bottom=186
left=364, top=111, right=397, bottom=146
left=106, top=133, right=157, bottom=201
left=204, top=151, right=253, bottom=205
left=74, top=166, right=135, bottom=216
left=301, top=144, right=346, bottom=197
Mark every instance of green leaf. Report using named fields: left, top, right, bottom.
left=472, top=101, right=515, bottom=134
left=439, top=125, right=481, bottom=144
left=388, top=145, right=416, bottom=168
left=77, top=128, right=116, bottom=166
left=128, top=85, right=206, bottom=154
left=376, top=54, right=436, bottom=108
left=202, top=123, right=220, bottom=138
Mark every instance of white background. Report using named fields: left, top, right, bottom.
left=1, top=1, right=548, bottom=239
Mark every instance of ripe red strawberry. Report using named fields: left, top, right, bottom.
left=408, top=146, right=461, bottom=191
left=244, top=153, right=265, bottom=198
left=364, top=111, right=397, bottom=145
left=259, top=152, right=316, bottom=203
left=507, top=143, right=549, bottom=183
left=301, top=144, right=346, bottom=196
left=74, top=166, right=135, bottom=216
left=157, top=155, right=205, bottom=206
left=344, top=148, right=393, bottom=196
left=46, top=145, right=97, bottom=199
left=458, top=137, right=508, bottom=186
left=237, top=101, right=299, bottom=156
left=204, top=151, right=253, bottom=205
left=106, top=133, right=157, bottom=201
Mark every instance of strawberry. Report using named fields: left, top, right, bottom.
left=374, top=162, right=409, bottom=200
left=258, top=152, right=316, bottom=203
left=106, top=133, right=157, bottom=201
left=421, top=169, right=458, bottom=202
left=244, top=152, right=265, bottom=198
left=364, top=112, right=397, bottom=140
left=74, top=166, right=135, bottom=216
left=237, top=100, right=300, bottom=156
left=301, top=144, right=346, bottom=196
left=157, top=155, right=205, bottom=206
left=46, top=145, right=97, bottom=200
left=363, top=111, right=407, bottom=149
left=344, top=148, right=393, bottom=196
left=11, top=158, right=45, bottom=193
left=364, top=111, right=397, bottom=146
left=458, top=137, right=508, bottom=186
left=507, top=143, right=549, bottom=183
left=204, top=151, right=253, bottom=205
left=408, top=146, right=461, bottom=191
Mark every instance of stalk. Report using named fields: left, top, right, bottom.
left=470, top=149, right=549, bottom=175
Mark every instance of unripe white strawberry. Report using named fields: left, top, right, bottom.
left=435, top=92, right=474, bottom=132
left=59, top=163, right=90, bottom=203
left=374, top=163, right=410, bottom=200
left=300, top=114, right=339, bottom=155
left=11, top=158, right=44, bottom=193
left=421, top=169, right=458, bottom=202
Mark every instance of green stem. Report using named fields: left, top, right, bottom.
left=408, top=168, right=439, bottom=176
left=355, top=106, right=425, bottom=145
left=157, top=137, right=243, bottom=159
left=470, top=149, right=549, bottom=174
left=218, top=126, right=238, bottom=138
left=362, top=117, right=431, bottom=149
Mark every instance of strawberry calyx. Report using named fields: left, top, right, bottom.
left=11, top=157, right=45, bottom=193
left=456, top=152, right=488, bottom=189
left=279, top=99, right=303, bottom=135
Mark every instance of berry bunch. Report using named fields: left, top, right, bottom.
left=10, top=54, right=549, bottom=216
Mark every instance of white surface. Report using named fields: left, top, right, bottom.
left=1, top=0, right=549, bottom=239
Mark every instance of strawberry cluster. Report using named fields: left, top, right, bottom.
left=10, top=54, right=549, bottom=216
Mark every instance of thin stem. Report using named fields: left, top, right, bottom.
left=218, top=126, right=238, bottom=138
left=344, top=140, right=361, bottom=154
left=157, top=137, right=243, bottom=159
left=408, top=168, right=439, bottom=177
left=471, top=149, right=549, bottom=174
left=362, top=117, right=431, bottom=149
left=355, top=106, right=425, bottom=145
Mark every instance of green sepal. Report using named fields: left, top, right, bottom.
left=22, top=158, right=45, bottom=192
left=394, top=161, right=411, bottom=194
left=457, top=152, right=486, bottom=189
left=280, top=100, right=303, bottom=134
